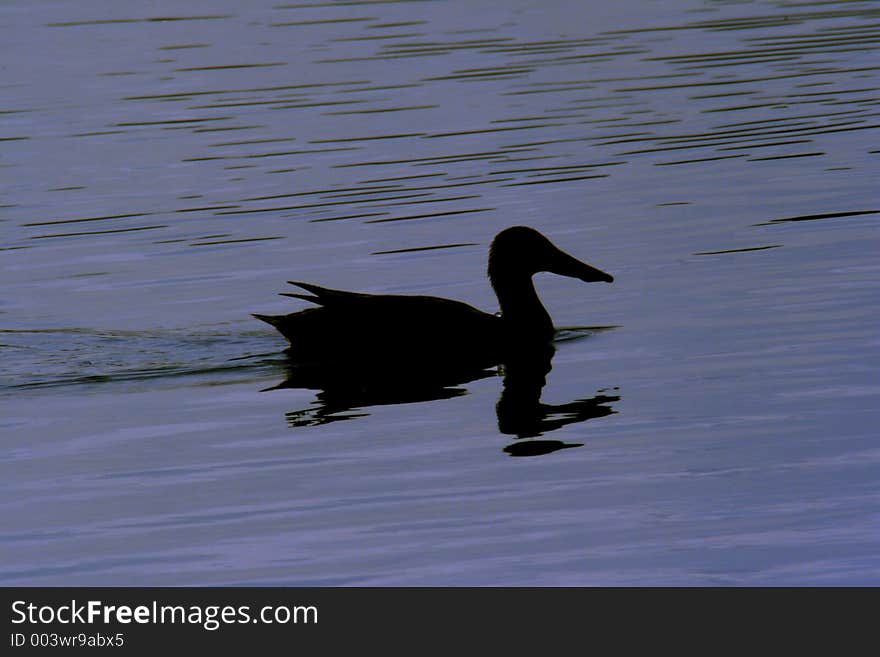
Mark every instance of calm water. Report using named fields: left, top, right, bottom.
left=2, top=0, right=878, bottom=585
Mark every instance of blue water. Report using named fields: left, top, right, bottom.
left=1, top=0, right=878, bottom=585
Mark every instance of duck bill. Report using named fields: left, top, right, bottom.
left=548, top=248, right=614, bottom=283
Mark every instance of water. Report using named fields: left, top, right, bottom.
left=1, top=0, right=878, bottom=585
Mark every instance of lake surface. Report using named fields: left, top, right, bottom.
left=1, top=0, right=878, bottom=585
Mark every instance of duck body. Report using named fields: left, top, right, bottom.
left=255, top=283, right=502, bottom=365
left=254, top=226, right=612, bottom=364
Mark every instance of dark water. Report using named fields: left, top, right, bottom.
left=2, top=0, right=878, bottom=584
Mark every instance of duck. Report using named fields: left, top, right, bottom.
left=254, top=226, right=612, bottom=364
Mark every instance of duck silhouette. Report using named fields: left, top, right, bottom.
left=254, top=226, right=613, bottom=364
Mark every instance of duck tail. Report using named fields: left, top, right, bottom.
left=252, top=313, right=282, bottom=327
left=279, top=292, right=321, bottom=303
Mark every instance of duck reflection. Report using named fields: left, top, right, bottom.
left=495, top=342, right=619, bottom=455
left=272, top=357, right=495, bottom=428
left=267, top=332, right=618, bottom=456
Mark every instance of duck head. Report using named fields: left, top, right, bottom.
left=487, top=226, right=613, bottom=341
left=488, top=226, right=613, bottom=286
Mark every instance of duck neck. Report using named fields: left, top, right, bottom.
left=491, top=272, right=554, bottom=340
